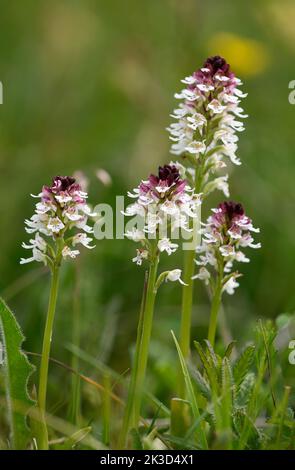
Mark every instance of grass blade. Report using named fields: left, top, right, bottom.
left=171, top=330, right=208, bottom=449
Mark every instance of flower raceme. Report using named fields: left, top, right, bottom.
left=20, top=176, right=96, bottom=267
left=167, top=55, right=248, bottom=197
left=21, top=175, right=97, bottom=449
left=124, top=164, right=201, bottom=283
left=194, top=201, right=261, bottom=295
left=120, top=165, right=200, bottom=442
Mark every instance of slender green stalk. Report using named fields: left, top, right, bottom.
left=132, top=257, right=159, bottom=422
left=118, top=273, right=147, bottom=448
left=36, top=264, right=60, bottom=450
left=178, top=168, right=203, bottom=397
left=102, top=373, right=111, bottom=446
left=275, top=386, right=290, bottom=449
left=69, top=260, right=81, bottom=425
left=119, top=255, right=159, bottom=448
left=207, top=281, right=222, bottom=348
left=178, top=250, right=195, bottom=398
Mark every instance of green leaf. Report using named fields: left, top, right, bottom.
left=194, top=341, right=219, bottom=393
left=161, top=433, right=199, bottom=450
left=170, top=398, right=191, bottom=441
left=220, top=357, right=233, bottom=447
left=233, top=345, right=255, bottom=389
left=235, top=372, right=255, bottom=408
left=0, top=297, right=35, bottom=449
left=130, top=428, right=144, bottom=450
left=221, top=357, right=234, bottom=396
left=224, top=341, right=237, bottom=359
left=233, top=409, right=261, bottom=450
left=189, top=367, right=211, bottom=401
left=171, top=331, right=208, bottom=450
left=203, top=340, right=219, bottom=369
left=194, top=341, right=212, bottom=374
left=52, top=426, right=92, bottom=450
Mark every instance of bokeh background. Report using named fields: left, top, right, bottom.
left=0, top=0, right=295, bottom=418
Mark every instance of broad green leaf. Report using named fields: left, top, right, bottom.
left=194, top=341, right=213, bottom=375
left=220, top=357, right=233, bottom=448
left=233, top=345, right=255, bottom=389
left=203, top=340, right=218, bottom=368
left=235, top=372, right=255, bottom=408
left=194, top=341, right=219, bottom=394
left=189, top=367, right=211, bottom=401
left=0, top=297, right=35, bottom=449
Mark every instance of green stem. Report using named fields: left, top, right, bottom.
left=207, top=281, right=222, bottom=348
left=119, top=256, right=159, bottom=448
left=179, top=250, right=195, bottom=356
left=132, top=257, right=159, bottom=422
left=102, top=373, right=111, bottom=446
left=69, top=260, right=81, bottom=425
left=118, top=272, right=147, bottom=449
left=36, top=264, right=60, bottom=450
left=178, top=112, right=217, bottom=375
left=178, top=176, right=202, bottom=397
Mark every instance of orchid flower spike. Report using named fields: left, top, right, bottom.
left=193, top=201, right=260, bottom=295
left=21, top=175, right=96, bottom=267
left=167, top=56, right=248, bottom=198
left=124, top=163, right=201, bottom=268
left=124, top=163, right=201, bottom=285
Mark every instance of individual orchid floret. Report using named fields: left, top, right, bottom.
left=132, top=248, right=149, bottom=266
left=193, top=201, right=260, bottom=295
left=154, top=268, right=187, bottom=292
left=123, top=164, right=201, bottom=265
left=167, top=56, right=247, bottom=197
left=21, top=175, right=96, bottom=267
left=158, top=238, right=178, bottom=255
left=166, top=269, right=187, bottom=286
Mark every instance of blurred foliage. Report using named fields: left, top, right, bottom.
left=0, top=0, right=294, bottom=429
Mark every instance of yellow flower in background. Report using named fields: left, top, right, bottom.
left=208, top=32, right=270, bottom=77
left=266, top=0, right=295, bottom=48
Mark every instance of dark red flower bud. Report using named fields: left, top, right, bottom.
left=158, top=165, right=180, bottom=186
left=51, top=176, right=77, bottom=193
left=203, top=55, right=231, bottom=76
left=219, top=201, right=244, bottom=227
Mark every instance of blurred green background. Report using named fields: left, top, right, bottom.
left=0, top=0, right=295, bottom=415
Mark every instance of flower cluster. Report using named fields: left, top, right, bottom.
left=124, top=164, right=200, bottom=282
left=194, top=201, right=260, bottom=295
left=21, top=176, right=96, bottom=266
left=167, top=56, right=247, bottom=197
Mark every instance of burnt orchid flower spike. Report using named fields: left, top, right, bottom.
left=167, top=55, right=248, bottom=197
left=167, top=56, right=248, bottom=396
left=120, top=164, right=201, bottom=446
left=20, top=175, right=97, bottom=449
left=193, top=200, right=260, bottom=347
left=194, top=200, right=261, bottom=296
left=124, top=164, right=200, bottom=265
left=21, top=176, right=96, bottom=266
